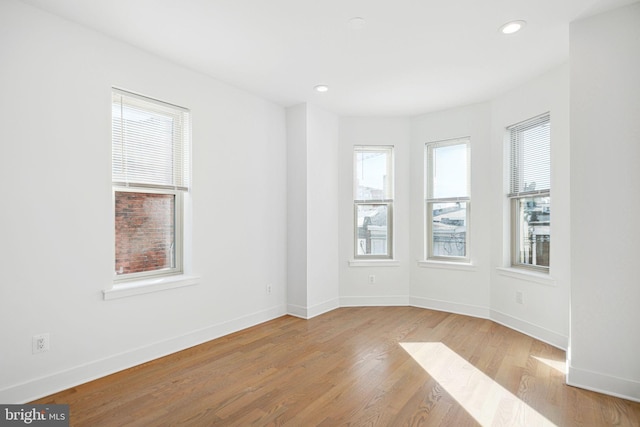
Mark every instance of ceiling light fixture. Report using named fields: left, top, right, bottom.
left=500, top=20, right=526, bottom=35
left=314, top=84, right=329, bottom=93
left=348, top=17, right=366, bottom=30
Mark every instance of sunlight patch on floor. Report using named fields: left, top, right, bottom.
left=400, top=342, right=557, bottom=427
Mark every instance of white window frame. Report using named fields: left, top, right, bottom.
left=425, top=137, right=471, bottom=262
left=353, top=146, right=394, bottom=260
left=507, top=113, right=551, bottom=273
left=113, top=187, right=184, bottom=282
left=111, top=88, right=190, bottom=284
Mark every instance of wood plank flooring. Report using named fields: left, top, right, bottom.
left=33, top=307, right=640, bottom=426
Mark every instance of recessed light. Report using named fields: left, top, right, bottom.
left=348, top=17, right=366, bottom=30
left=314, top=84, right=329, bottom=93
left=500, top=20, right=526, bottom=35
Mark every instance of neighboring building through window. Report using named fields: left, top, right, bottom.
left=354, top=146, right=394, bottom=259
left=508, top=113, right=550, bottom=271
left=425, top=138, right=470, bottom=260
left=112, top=88, right=190, bottom=281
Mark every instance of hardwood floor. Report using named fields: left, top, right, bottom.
left=33, top=307, right=640, bottom=426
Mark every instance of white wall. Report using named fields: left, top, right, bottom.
left=339, top=118, right=411, bottom=306
left=286, top=104, right=340, bottom=318
left=0, top=0, right=287, bottom=403
left=568, top=2, right=640, bottom=401
left=489, top=64, right=571, bottom=350
left=306, top=105, right=340, bottom=316
left=286, top=105, right=308, bottom=314
left=410, top=103, right=492, bottom=318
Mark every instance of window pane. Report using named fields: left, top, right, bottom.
left=115, top=192, right=176, bottom=275
left=429, top=202, right=467, bottom=258
left=355, top=149, right=392, bottom=200
left=514, top=196, right=550, bottom=267
left=356, top=204, right=389, bottom=256
left=431, top=143, right=468, bottom=199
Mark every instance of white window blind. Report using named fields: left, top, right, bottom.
left=112, top=88, right=190, bottom=190
left=508, top=113, right=550, bottom=198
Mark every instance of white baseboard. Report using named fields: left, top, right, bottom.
left=567, top=364, right=640, bottom=403
left=286, top=303, right=308, bottom=319
left=490, top=309, right=568, bottom=350
left=0, top=304, right=287, bottom=404
left=339, top=295, right=410, bottom=307
left=410, top=296, right=490, bottom=319
left=307, top=298, right=340, bottom=319
left=286, top=298, right=340, bottom=319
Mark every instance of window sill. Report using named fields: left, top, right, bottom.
left=103, top=274, right=200, bottom=300
left=417, top=260, right=476, bottom=271
left=496, top=267, right=556, bottom=286
left=348, top=259, right=400, bottom=267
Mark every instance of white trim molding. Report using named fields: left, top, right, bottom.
left=103, top=275, right=200, bottom=300
left=340, top=295, right=410, bottom=307
left=567, top=364, right=640, bottom=403
left=410, top=296, right=489, bottom=319
left=286, top=304, right=308, bottom=319
left=490, top=309, right=568, bottom=350
left=287, top=299, right=340, bottom=320
left=417, top=260, right=476, bottom=271
left=348, top=260, right=400, bottom=267
left=308, top=298, right=340, bottom=319
left=496, top=267, right=556, bottom=287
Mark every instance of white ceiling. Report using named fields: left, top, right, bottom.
left=18, top=0, right=638, bottom=116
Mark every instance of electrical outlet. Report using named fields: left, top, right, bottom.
left=266, top=284, right=272, bottom=294
left=516, top=290, right=524, bottom=305
left=368, top=274, right=376, bottom=284
left=33, top=333, right=50, bottom=354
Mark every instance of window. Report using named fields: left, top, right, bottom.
left=508, top=113, right=550, bottom=271
left=425, top=138, right=470, bottom=261
left=112, top=88, right=190, bottom=281
left=354, top=146, right=394, bottom=259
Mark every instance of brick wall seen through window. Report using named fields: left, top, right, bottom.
left=115, top=192, right=175, bottom=275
